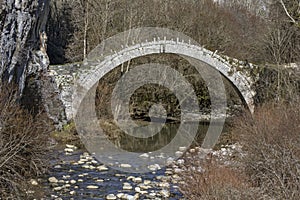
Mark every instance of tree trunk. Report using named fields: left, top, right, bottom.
left=0, top=0, right=66, bottom=128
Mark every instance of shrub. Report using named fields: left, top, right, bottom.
left=233, top=102, right=300, bottom=199
left=179, top=155, right=256, bottom=200
left=180, top=100, right=300, bottom=199
left=0, top=84, right=51, bottom=199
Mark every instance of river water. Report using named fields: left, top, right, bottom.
left=41, top=122, right=215, bottom=199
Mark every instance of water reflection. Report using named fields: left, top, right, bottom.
left=109, top=121, right=210, bottom=153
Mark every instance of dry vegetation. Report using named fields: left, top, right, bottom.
left=180, top=100, right=300, bottom=200
left=179, top=157, right=261, bottom=200
left=233, top=102, right=300, bottom=199
left=0, top=85, right=52, bottom=199
left=0, top=0, right=298, bottom=199
left=47, top=0, right=300, bottom=65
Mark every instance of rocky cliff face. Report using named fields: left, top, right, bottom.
left=0, top=0, right=66, bottom=128
left=1, top=0, right=44, bottom=89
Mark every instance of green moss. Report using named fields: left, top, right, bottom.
left=62, top=122, right=76, bottom=132
left=50, top=121, right=82, bottom=146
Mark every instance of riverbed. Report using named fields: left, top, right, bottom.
left=40, top=121, right=228, bottom=199
left=41, top=146, right=185, bottom=199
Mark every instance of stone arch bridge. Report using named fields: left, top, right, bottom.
left=49, top=33, right=259, bottom=120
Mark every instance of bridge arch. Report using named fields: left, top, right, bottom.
left=73, top=28, right=255, bottom=118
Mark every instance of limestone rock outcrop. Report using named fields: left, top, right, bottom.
left=0, top=0, right=66, bottom=128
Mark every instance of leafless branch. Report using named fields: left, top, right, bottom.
left=279, top=0, right=297, bottom=23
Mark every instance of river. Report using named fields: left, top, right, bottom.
left=41, top=121, right=219, bottom=199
